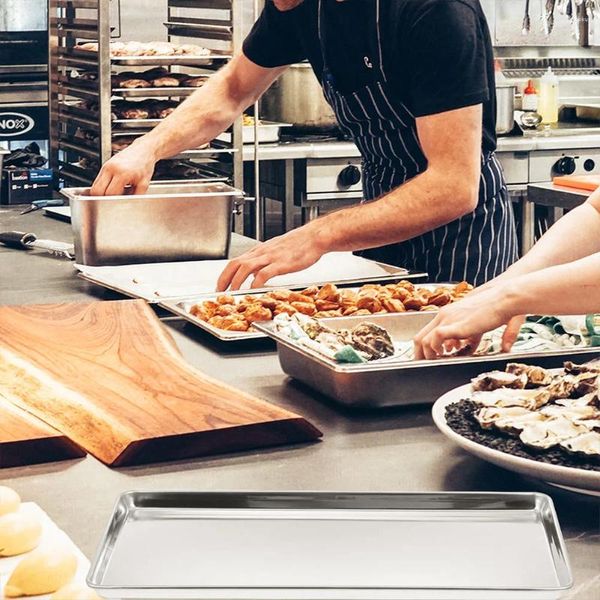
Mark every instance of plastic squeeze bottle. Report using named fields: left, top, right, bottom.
left=538, top=67, right=559, bottom=124
left=522, top=80, right=539, bottom=112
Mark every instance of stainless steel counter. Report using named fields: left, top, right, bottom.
left=242, top=133, right=600, bottom=161
left=0, top=207, right=598, bottom=599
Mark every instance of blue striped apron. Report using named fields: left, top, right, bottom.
left=317, top=0, right=518, bottom=286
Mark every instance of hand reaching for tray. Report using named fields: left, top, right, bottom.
left=90, top=141, right=156, bottom=196
left=413, top=285, right=524, bottom=360
left=217, top=226, right=326, bottom=291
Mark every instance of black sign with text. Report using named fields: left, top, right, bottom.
left=0, top=106, right=48, bottom=141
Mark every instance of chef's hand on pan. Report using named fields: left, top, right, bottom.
left=413, top=286, right=525, bottom=360
left=217, top=226, right=326, bottom=291
left=90, top=142, right=156, bottom=196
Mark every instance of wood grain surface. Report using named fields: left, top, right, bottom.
left=0, top=300, right=321, bottom=466
left=0, top=397, right=84, bottom=468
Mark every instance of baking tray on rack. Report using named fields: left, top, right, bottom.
left=111, top=86, right=201, bottom=98
left=254, top=313, right=600, bottom=408
left=158, top=283, right=445, bottom=342
left=87, top=491, right=572, bottom=600
left=111, top=53, right=231, bottom=66
left=74, top=253, right=424, bottom=303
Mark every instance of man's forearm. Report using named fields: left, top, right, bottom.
left=131, top=54, right=283, bottom=160
left=502, top=252, right=600, bottom=316
left=305, top=167, right=479, bottom=253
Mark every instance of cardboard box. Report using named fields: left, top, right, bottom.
left=0, top=169, right=54, bottom=205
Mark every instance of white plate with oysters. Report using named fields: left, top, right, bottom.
left=432, top=361, right=600, bottom=495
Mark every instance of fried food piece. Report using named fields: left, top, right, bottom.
left=317, top=283, right=340, bottom=302
left=289, top=291, right=314, bottom=304
left=381, top=297, right=406, bottom=313
left=258, top=296, right=279, bottom=311
left=216, top=304, right=237, bottom=317
left=270, top=289, right=292, bottom=301
left=274, top=302, right=297, bottom=317
left=339, top=290, right=359, bottom=308
left=428, top=289, right=453, bottom=307
left=200, top=300, right=219, bottom=318
left=353, top=309, right=372, bottom=316
left=343, top=306, right=359, bottom=316
left=220, top=316, right=250, bottom=332
left=245, top=304, right=273, bottom=323
left=291, top=301, right=317, bottom=316
left=420, top=305, right=439, bottom=311
left=208, top=316, right=226, bottom=329
left=403, top=294, right=428, bottom=311
left=216, top=294, right=235, bottom=305
left=356, top=296, right=382, bottom=313
left=454, top=281, right=473, bottom=295
left=315, top=299, right=340, bottom=312
left=301, top=285, right=319, bottom=297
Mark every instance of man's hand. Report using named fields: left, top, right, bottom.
left=217, top=225, right=326, bottom=291
left=413, top=286, right=523, bottom=360
left=90, top=141, right=156, bottom=196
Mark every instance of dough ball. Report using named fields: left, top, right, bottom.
left=4, top=543, right=78, bottom=597
left=0, top=487, right=20, bottom=517
left=51, top=582, right=101, bottom=600
left=0, top=508, right=42, bottom=556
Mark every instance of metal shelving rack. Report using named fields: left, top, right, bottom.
left=48, top=0, right=251, bottom=231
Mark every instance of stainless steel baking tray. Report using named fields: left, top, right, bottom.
left=158, top=284, right=446, bottom=342
left=110, top=53, right=231, bottom=66
left=74, top=254, right=424, bottom=303
left=87, top=491, right=572, bottom=600
left=254, top=313, right=600, bottom=408
left=62, top=182, right=244, bottom=266
left=112, top=118, right=163, bottom=130
left=111, top=86, right=200, bottom=98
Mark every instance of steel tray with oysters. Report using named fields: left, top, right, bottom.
left=182, top=280, right=472, bottom=340
left=444, top=361, right=600, bottom=470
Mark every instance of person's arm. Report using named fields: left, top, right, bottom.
left=478, top=189, right=600, bottom=292
left=413, top=188, right=600, bottom=359
left=217, top=104, right=483, bottom=290
left=90, top=53, right=286, bottom=195
left=414, top=251, right=600, bottom=360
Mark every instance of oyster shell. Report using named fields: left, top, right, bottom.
left=472, top=388, right=551, bottom=410
left=520, top=417, right=589, bottom=450
left=476, top=406, right=545, bottom=433
left=506, top=363, right=554, bottom=387
left=563, top=361, right=600, bottom=376
left=350, top=322, right=394, bottom=360
left=540, top=404, right=599, bottom=422
left=471, top=371, right=527, bottom=392
left=559, top=431, right=600, bottom=457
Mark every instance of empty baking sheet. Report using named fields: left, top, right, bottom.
left=88, top=491, right=572, bottom=600
left=74, top=253, right=418, bottom=302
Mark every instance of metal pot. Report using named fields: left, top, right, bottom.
left=496, top=84, right=516, bottom=136
left=262, top=62, right=338, bottom=132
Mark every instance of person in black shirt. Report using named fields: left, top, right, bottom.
left=92, top=0, right=518, bottom=289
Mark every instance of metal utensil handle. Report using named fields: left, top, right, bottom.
left=0, top=231, right=37, bottom=248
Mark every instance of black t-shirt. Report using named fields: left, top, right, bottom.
left=244, top=0, right=497, bottom=154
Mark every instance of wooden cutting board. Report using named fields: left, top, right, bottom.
left=0, top=397, right=84, bottom=468
left=0, top=300, right=321, bottom=467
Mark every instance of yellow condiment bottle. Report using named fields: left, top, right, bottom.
left=538, top=67, right=559, bottom=125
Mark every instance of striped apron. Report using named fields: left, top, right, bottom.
left=317, top=0, right=518, bottom=286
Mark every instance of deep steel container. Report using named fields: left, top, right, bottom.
left=262, top=62, right=338, bottom=132
left=496, top=84, right=517, bottom=135
left=62, top=182, right=244, bottom=266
